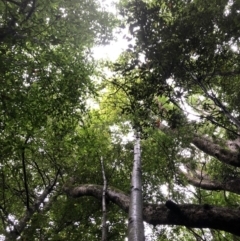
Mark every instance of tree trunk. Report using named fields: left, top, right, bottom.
left=101, top=157, right=108, bottom=241
left=128, top=132, right=145, bottom=241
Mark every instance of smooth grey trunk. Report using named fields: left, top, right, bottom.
left=128, top=132, right=145, bottom=241
left=101, top=157, right=108, bottom=241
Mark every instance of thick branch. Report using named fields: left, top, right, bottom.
left=182, top=169, right=240, bottom=195
left=192, top=135, right=240, bottom=167
left=63, top=184, right=240, bottom=236
left=158, top=123, right=240, bottom=167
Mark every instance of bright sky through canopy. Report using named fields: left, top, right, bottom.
left=93, top=0, right=131, bottom=61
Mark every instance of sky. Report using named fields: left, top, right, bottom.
left=93, top=28, right=130, bottom=62
left=93, top=0, right=131, bottom=62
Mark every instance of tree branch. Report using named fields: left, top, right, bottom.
left=157, top=123, right=240, bottom=167
left=191, top=74, right=240, bottom=130
left=192, top=135, right=240, bottom=167
left=21, top=138, right=30, bottom=210
left=5, top=0, right=21, bottom=6
left=5, top=177, right=59, bottom=240
left=63, top=184, right=240, bottom=236
left=181, top=168, right=240, bottom=195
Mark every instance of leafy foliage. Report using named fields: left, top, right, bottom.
left=104, top=0, right=240, bottom=239
left=0, top=0, right=119, bottom=240
left=2, top=0, right=240, bottom=240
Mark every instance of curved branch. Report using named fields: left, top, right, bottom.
left=63, top=184, right=240, bottom=236
left=157, top=123, right=240, bottom=167
left=181, top=168, right=240, bottom=195
left=192, top=135, right=240, bottom=167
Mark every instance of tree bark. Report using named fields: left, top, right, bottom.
left=181, top=168, right=240, bottom=195
left=128, top=132, right=145, bottom=241
left=157, top=123, right=240, bottom=167
left=101, top=157, right=108, bottom=241
left=63, top=184, right=240, bottom=237
left=192, top=135, right=240, bottom=167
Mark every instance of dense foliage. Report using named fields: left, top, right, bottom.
left=1, top=0, right=240, bottom=240
left=107, top=0, right=240, bottom=240
left=0, top=0, right=118, bottom=240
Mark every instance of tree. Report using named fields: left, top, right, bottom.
left=0, top=0, right=118, bottom=240
left=2, top=0, right=240, bottom=240
left=96, top=0, right=240, bottom=239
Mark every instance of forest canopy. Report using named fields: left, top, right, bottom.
left=1, top=0, right=240, bottom=240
